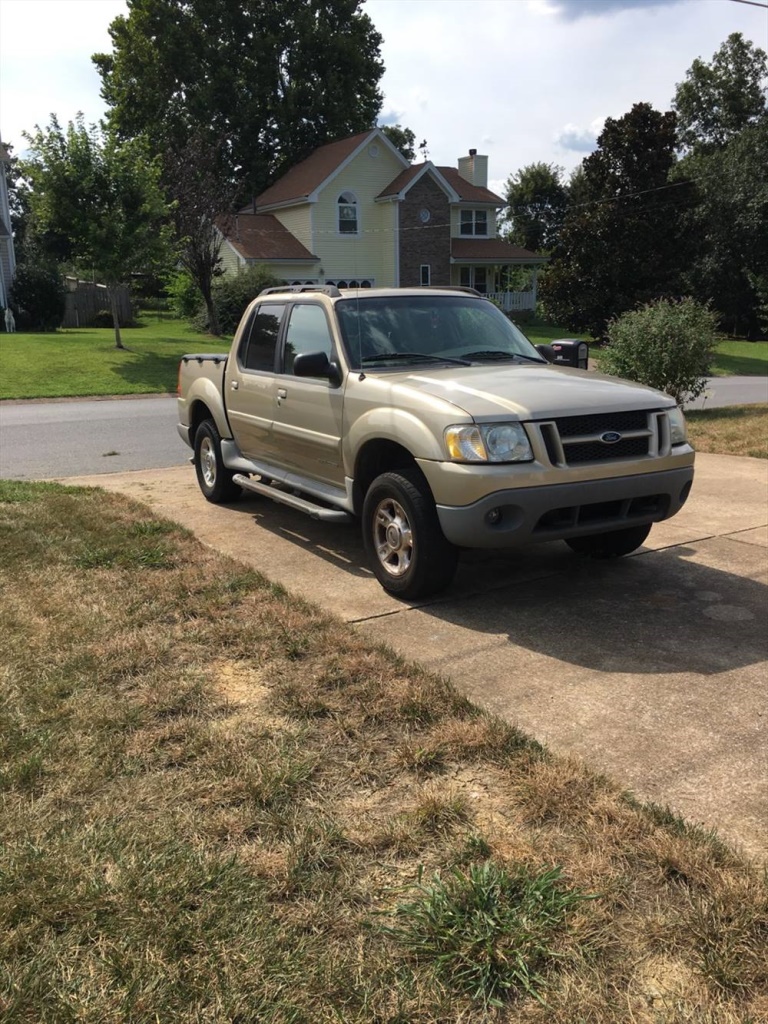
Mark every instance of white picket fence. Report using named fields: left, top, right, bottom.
left=486, top=291, right=536, bottom=312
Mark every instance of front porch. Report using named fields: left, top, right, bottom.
left=451, top=263, right=541, bottom=313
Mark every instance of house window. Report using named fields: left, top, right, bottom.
left=338, top=191, right=358, bottom=234
left=457, top=267, right=488, bottom=293
left=460, top=209, right=488, bottom=236
left=420, top=264, right=431, bottom=286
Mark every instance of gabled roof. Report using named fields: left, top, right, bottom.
left=376, top=162, right=458, bottom=202
left=451, top=238, right=547, bottom=263
left=220, top=213, right=318, bottom=262
left=253, top=128, right=409, bottom=210
left=437, top=167, right=503, bottom=205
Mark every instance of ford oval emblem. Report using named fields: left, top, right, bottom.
left=601, top=431, right=622, bottom=444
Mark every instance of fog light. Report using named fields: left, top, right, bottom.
left=486, top=507, right=502, bottom=525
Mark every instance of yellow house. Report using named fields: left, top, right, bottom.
left=218, top=128, right=546, bottom=311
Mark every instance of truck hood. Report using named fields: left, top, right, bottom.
left=385, top=363, right=675, bottom=420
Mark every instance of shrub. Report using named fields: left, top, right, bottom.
left=203, top=265, right=281, bottom=334
left=8, top=259, right=66, bottom=331
left=599, top=297, right=717, bottom=405
left=167, top=270, right=202, bottom=320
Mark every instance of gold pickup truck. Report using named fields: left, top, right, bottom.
left=177, top=286, right=694, bottom=599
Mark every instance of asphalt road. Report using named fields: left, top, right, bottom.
left=0, top=395, right=188, bottom=480
left=1, top=375, right=766, bottom=480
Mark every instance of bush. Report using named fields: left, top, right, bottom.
left=599, top=297, right=717, bottom=405
left=167, top=271, right=202, bottom=320
left=9, top=259, right=66, bottom=331
left=200, top=265, right=281, bottom=334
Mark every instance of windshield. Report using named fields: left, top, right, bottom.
left=335, top=295, right=544, bottom=370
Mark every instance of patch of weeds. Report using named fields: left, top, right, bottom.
left=452, top=833, right=493, bottom=867
left=240, top=740, right=320, bottom=810
left=382, top=860, right=592, bottom=1009
left=128, top=519, right=180, bottom=538
left=688, top=880, right=768, bottom=995
left=285, top=815, right=350, bottom=893
left=395, top=737, right=447, bottom=774
left=0, top=480, right=86, bottom=503
left=73, top=542, right=175, bottom=570
left=626, top=796, right=736, bottom=865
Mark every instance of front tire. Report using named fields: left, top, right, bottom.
left=194, top=419, right=242, bottom=503
left=565, top=523, right=651, bottom=559
left=362, top=467, right=458, bottom=599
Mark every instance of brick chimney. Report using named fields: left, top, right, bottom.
left=457, top=148, right=488, bottom=188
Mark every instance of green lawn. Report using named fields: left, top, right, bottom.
left=1, top=314, right=766, bottom=402
left=0, top=313, right=230, bottom=400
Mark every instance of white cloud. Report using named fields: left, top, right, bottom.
left=555, top=117, right=606, bottom=153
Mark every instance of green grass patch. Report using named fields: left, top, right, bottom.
left=710, top=340, right=768, bottom=377
left=1, top=480, right=766, bottom=1021
left=0, top=312, right=229, bottom=400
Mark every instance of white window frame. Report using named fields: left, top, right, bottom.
left=337, top=191, right=359, bottom=236
left=460, top=209, right=489, bottom=236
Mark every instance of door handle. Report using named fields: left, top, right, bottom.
left=277, top=388, right=287, bottom=400
left=231, top=380, right=239, bottom=390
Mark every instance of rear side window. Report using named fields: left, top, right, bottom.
left=282, top=304, right=334, bottom=375
left=240, top=304, right=285, bottom=371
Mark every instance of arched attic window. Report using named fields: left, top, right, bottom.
left=338, top=191, right=358, bottom=235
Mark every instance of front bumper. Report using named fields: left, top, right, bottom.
left=435, top=466, right=694, bottom=549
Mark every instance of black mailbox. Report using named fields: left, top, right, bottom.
left=550, top=339, right=589, bottom=369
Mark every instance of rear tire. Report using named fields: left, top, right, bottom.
left=362, top=467, right=458, bottom=599
left=194, top=419, right=242, bottom=503
left=565, top=523, right=651, bottom=559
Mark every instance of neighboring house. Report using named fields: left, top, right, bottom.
left=218, top=127, right=546, bottom=311
left=0, top=134, right=17, bottom=311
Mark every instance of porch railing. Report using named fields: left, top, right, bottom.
left=486, top=291, right=536, bottom=312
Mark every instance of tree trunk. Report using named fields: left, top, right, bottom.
left=201, top=280, right=221, bottom=336
left=109, top=287, right=125, bottom=350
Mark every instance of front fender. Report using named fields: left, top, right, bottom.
left=344, top=407, right=447, bottom=467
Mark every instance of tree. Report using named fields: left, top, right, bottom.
left=22, top=116, right=171, bottom=348
left=380, top=124, right=416, bottom=162
left=162, top=132, right=237, bottom=336
left=672, top=35, right=768, bottom=336
left=93, top=0, right=385, bottom=205
left=541, top=104, right=692, bottom=339
left=678, top=114, right=768, bottom=337
left=673, top=33, right=767, bottom=153
left=502, top=162, right=567, bottom=253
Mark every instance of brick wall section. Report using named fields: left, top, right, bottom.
left=398, top=174, right=451, bottom=286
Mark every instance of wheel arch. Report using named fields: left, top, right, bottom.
left=352, top=439, right=429, bottom=515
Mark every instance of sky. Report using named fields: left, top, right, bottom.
left=0, top=0, right=766, bottom=196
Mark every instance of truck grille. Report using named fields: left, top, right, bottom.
left=536, top=409, right=666, bottom=466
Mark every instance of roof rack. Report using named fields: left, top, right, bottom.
left=259, top=284, right=342, bottom=298
left=419, top=285, right=484, bottom=297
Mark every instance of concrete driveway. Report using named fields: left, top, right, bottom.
left=65, top=454, right=768, bottom=859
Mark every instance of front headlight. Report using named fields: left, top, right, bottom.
left=668, top=407, right=687, bottom=446
left=445, top=422, right=533, bottom=463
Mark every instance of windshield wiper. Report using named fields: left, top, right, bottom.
left=361, top=352, right=471, bottom=366
left=462, top=349, right=546, bottom=364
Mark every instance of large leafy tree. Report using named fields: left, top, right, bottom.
left=22, top=116, right=172, bottom=348
left=679, top=115, right=768, bottom=337
left=542, top=104, right=691, bottom=339
left=380, top=124, right=417, bottom=163
left=673, top=32, right=767, bottom=153
left=502, top=162, right=568, bottom=253
left=672, top=33, right=768, bottom=336
left=93, top=0, right=385, bottom=204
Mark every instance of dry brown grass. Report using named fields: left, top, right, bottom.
left=686, top=403, right=768, bottom=458
left=0, top=479, right=766, bottom=1023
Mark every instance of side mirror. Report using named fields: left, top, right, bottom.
left=536, top=344, right=556, bottom=363
left=293, top=350, right=342, bottom=385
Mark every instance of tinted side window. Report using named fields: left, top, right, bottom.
left=283, top=304, right=333, bottom=375
left=240, top=304, right=285, bottom=371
